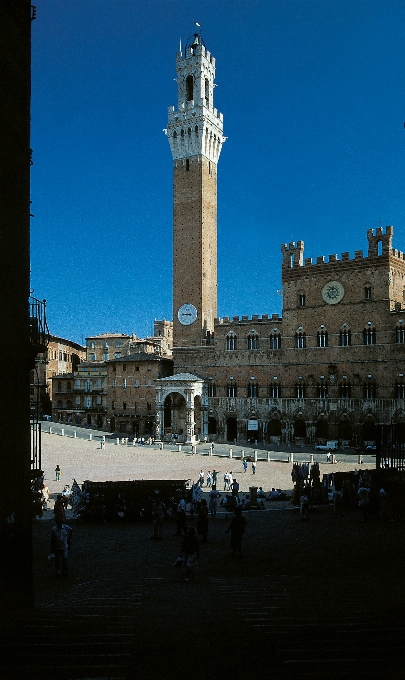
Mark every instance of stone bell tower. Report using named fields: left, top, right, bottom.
left=165, top=33, right=225, bottom=348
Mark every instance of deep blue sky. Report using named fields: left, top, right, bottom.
left=30, top=0, right=405, bottom=345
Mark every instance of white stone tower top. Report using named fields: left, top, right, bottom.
left=165, top=33, right=225, bottom=164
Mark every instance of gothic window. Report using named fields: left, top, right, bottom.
left=295, top=383, right=305, bottom=399
left=186, top=75, right=193, bottom=101
left=66, top=381, right=71, bottom=392
left=115, top=353, right=121, bottom=359
left=208, top=383, right=216, bottom=397
left=339, top=383, right=351, bottom=399
left=226, top=333, right=237, bottom=350
left=396, top=324, right=405, bottom=344
left=247, top=383, right=258, bottom=398
left=104, top=342, right=108, bottom=348
left=247, top=332, right=259, bottom=350
left=364, top=383, right=376, bottom=399
left=103, top=353, right=108, bottom=361
left=295, top=329, right=306, bottom=348
left=317, top=383, right=328, bottom=398
left=340, top=325, right=351, bottom=346
left=317, top=328, right=328, bottom=348
left=270, top=383, right=281, bottom=398
left=75, top=379, right=80, bottom=389
left=122, top=379, right=127, bottom=388
left=363, top=326, right=376, bottom=345
left=115, top=340, right=121, bottom=348
left=89, top=353, right=96, bottom=361
left=270, top=331, right=281, bottom=349
left=396, top=383, right=405, bottom=399
left=173, top=130, right=177, bottom=138
left=226, top=383, right=237, bottom=398
left=188, top=127, right=191, bottom=136
left=84, top=380, right=92, bottom=392
left=90, top=342, right=95, bottom=349
left=205, top=77, right=209, bottom=103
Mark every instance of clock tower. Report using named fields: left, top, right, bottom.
left=165, top=33, right=224, bottom=347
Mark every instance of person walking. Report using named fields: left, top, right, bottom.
left=181, top=527, right=199, bottom=581
left=243, top=460, right=248, bottom=474
left=252, top=461, right=256, bottom=475
left=225, top=507, right=247, bottom=557
left=206, top=471, right=212, bottom=488
left=228, top=471, right=233, bottom=491
left=231, top=478, right=240, bottom=501
left=199, top=470, right=205, bottom=487
left=212, top=470, right=218, bottom=487
left=50, top=520, right=72, bottom=578
left=223, top=471, right=229, bottom=491
left=208, top=485, right=221, bottom=518
left=55, top=465, right=61, bottom=481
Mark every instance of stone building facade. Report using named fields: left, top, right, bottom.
left=106, top=353, right=173, bottom=436
left=31, top=335, right=86, bottom=417
left=52, top=362, right=108, bottom=429
left=156, top=35, right=405, bottom=446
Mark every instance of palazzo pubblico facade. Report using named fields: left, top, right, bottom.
left=155, top=33, right=405, bottom=447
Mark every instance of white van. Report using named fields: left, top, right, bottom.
left=315, top=440, right=339, bottom=451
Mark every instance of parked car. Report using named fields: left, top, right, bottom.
left=315, top=440, right=339, bottom=451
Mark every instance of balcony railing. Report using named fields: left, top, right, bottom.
left=29, top=296, right=50, bottom=354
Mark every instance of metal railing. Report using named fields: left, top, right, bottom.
left=29, top=296, right=49, bottom=352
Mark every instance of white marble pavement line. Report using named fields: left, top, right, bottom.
left=41, top=432, right=368, bottom=501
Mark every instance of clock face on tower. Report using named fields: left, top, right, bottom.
left=178, top=303, right=197, bottom=325
left=322, top=280, right=345, bottom=305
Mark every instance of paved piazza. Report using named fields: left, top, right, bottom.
left=41, top=426, right=375, bottom=498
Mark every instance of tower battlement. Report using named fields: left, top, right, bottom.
left=282, top=228, right=401, bottom=272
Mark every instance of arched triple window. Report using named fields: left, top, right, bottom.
left=317, top=326, right=328, bottom=348
left=396, top=380, right=405, bottom=399
left=226, top=382, right=237, bottom=398
left=269, top=379, right=281, bottom=398
left=317, top=382, right=328, bottom=398
left=340, top=324, right=351, bottom=347
left=226, top=333, right=237, bottom=350
left=208, top=382, right=216, bottom=397
left=364, top=375, right=376, bottom=399
left=57, top=380, right=62, bottom=392
left=295, top=382, right=305, bottom=399
left=247, top=331, right=259, bottom=350
left=363, top=323, right=376, bottom=345
left=396, top=322, right=405, bottom=344
left=247, top=381, right=258, bottom=398
left=339, top=379, right=351, bottom=399
left=295, top=328, right=306, bottom=349
left=270, top=329, right=281, bottom=350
